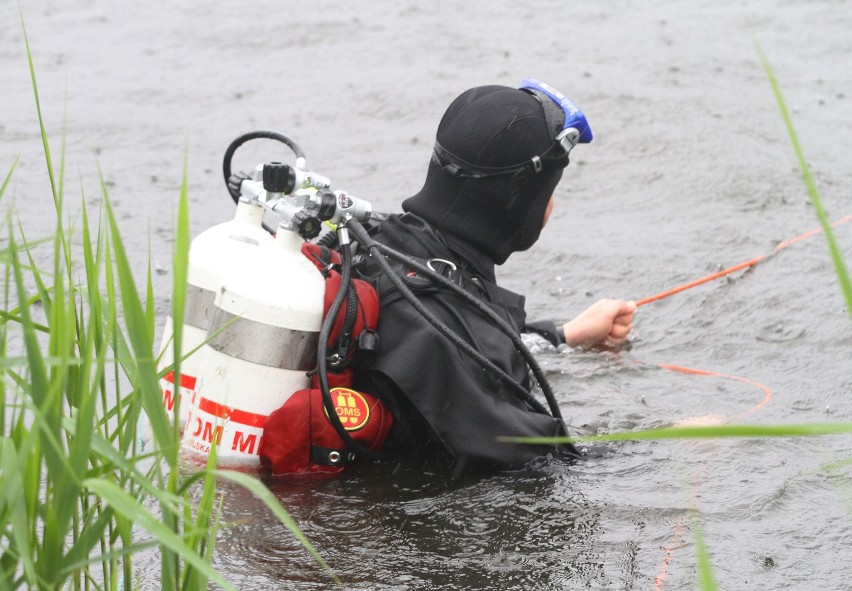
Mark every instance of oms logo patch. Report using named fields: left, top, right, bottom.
left=326, top=387, right=371, bottom=431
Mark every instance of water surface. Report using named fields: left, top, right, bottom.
left=2, top=1, right=851, bottom=589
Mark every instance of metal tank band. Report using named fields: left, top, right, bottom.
left=184, top=283, right=217, bottom=330
left=206, top=308, right=320, bottom=370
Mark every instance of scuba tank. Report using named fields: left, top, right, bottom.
left=180, top=131, right=381, bottom=467
left=181, top=226, right=326, bottom=464
left=156, top=199, right=271, bottom=429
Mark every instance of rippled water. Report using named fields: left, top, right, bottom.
left=3, top=1, right=852, bottom=589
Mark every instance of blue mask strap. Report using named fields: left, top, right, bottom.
left=519, top=78, right=593, bottom=146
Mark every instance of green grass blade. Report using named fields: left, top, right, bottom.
left=0, top=305, right=50, bottom=333
left=690, top=510, right=718, bottom=591
left=58, top=91, right=67, bottom=211
left=46, top=282, right=82, bottom=547
left=213, top=470, right=341, bottom=584
left=0, top=437, right=38, bottom=587
left=61, top=502, right=115, bottom=574
left=62, top=315, right=98, bottom=509
left=102, top=223, right=122, bottom=448
left=170, top=154, right=191, bottom=432
left=100, top=175, right=175, bottom=465
left=146, top=234, right=155, bottom=340
left=758, top=45, right=852, bottom=317
left=79, top=422, right=187, bottom=511
left=84, top=479, right=237, bottom=591
left=64, top=537, right=161, bottom=576
left=0, top=156, right=20, bottom=201
left=182, top=456, right=219, bottom=590
left=15, top=217, right=53, bottom=320
left=822, top=457, right=852, bottom=472
left=7, top=222, right=50, bottom=416
left=19, top=11, right=58, bottom=207
left=501, top=421, right=852, bottom=445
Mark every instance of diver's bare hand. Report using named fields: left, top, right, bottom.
left=562, top=299, right=636, bottom=349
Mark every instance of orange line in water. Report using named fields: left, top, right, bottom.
left=648, top=363, right=772, bottom=589
left=655, top=516, right=687, bottom=591
left=636, top=214, right=852, bottom=307
left=657, top=363, right=773, bottom=418
left=635, top=218, right=852, bottom=585
left=636, top=256, right=765, bottom=307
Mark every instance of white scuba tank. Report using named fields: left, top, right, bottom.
left=157, top=201, right=273, bottom=429
left=181, top=228, right=326, bottom=465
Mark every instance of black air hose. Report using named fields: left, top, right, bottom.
left=316, top=234, right=390, bottom=459
left=222, top=130, right=307, bottom=236
left=369, top=239, right=564, bottom=420
left=346, top=219, right=559, bottom=419
left=222, top=130, right=306, bottom=201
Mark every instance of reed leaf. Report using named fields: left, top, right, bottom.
left=690, top=510, right=718, bottom=591
left=20, top=11, right=57, bottom=208
left=213, top=469, right=341, bottom=584
left=146, top=237, right=156, bottom=342
left=83, top=479, right=237, bottom=591
left=100, top=177, right=175, bottom=465
left=0, top=156, right=19, bottom=201
left=500, top=421, right=852, bottom=445
left=182, top=451, right=221, bottom=590
left=758, top=45, right=852, bottom=316
left=822, top=457, right=852, bottom=472
left=16, top=218, right=53, bottom=323
left=7, top=222, right=50, bottom=431
left=170, top=153, right=190, bottom=433
left=0, top=436, right=38, bottom=587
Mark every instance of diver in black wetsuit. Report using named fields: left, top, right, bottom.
left=353, top=80, right=635, bottom=471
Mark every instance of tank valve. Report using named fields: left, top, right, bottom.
left=263, top=162, right=297, bottom=194
left=291, top=210, right=322, bottom=239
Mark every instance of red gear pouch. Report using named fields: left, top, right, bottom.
left=259, top=386, right=392, bottom=475
left=258, top=242, right=390, bottom=475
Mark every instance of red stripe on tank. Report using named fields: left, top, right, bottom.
left=196, top=396, right=268, bottom=428
left=163, top=371, right=197, bottom=390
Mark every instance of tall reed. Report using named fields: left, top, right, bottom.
left=0, top=21, right=336, bottom=590
left=759, top=45, right=852, bottom=316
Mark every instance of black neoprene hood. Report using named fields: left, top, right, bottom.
left=403, top=85, right=567, bottom=265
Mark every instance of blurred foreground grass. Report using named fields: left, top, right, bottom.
left=0, top=23, right=334, bottom=590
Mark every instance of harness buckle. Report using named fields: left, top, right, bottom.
left=426, top=258, right=458, bottom=276
left=531, top=156, right=543, bottom=173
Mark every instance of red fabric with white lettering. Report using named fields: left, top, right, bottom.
left=258, top=385, right=392, bottom=475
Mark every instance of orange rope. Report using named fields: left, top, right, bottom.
left=658, top=363, right=773, bottom=419
left=636, top=215, right=852, bottom=307
left=645, top=361, right=776, bottom=586
left=649, top=363, right=771, bottom=590
left=654, top=516, right=687, bottom=591
left=634, top=216, right=849, bottom=586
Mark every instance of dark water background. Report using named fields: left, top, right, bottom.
left=2, top=1, right=852, bottom=589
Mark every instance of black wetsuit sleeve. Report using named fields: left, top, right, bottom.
left=523, top=320, right=566, bottom=347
